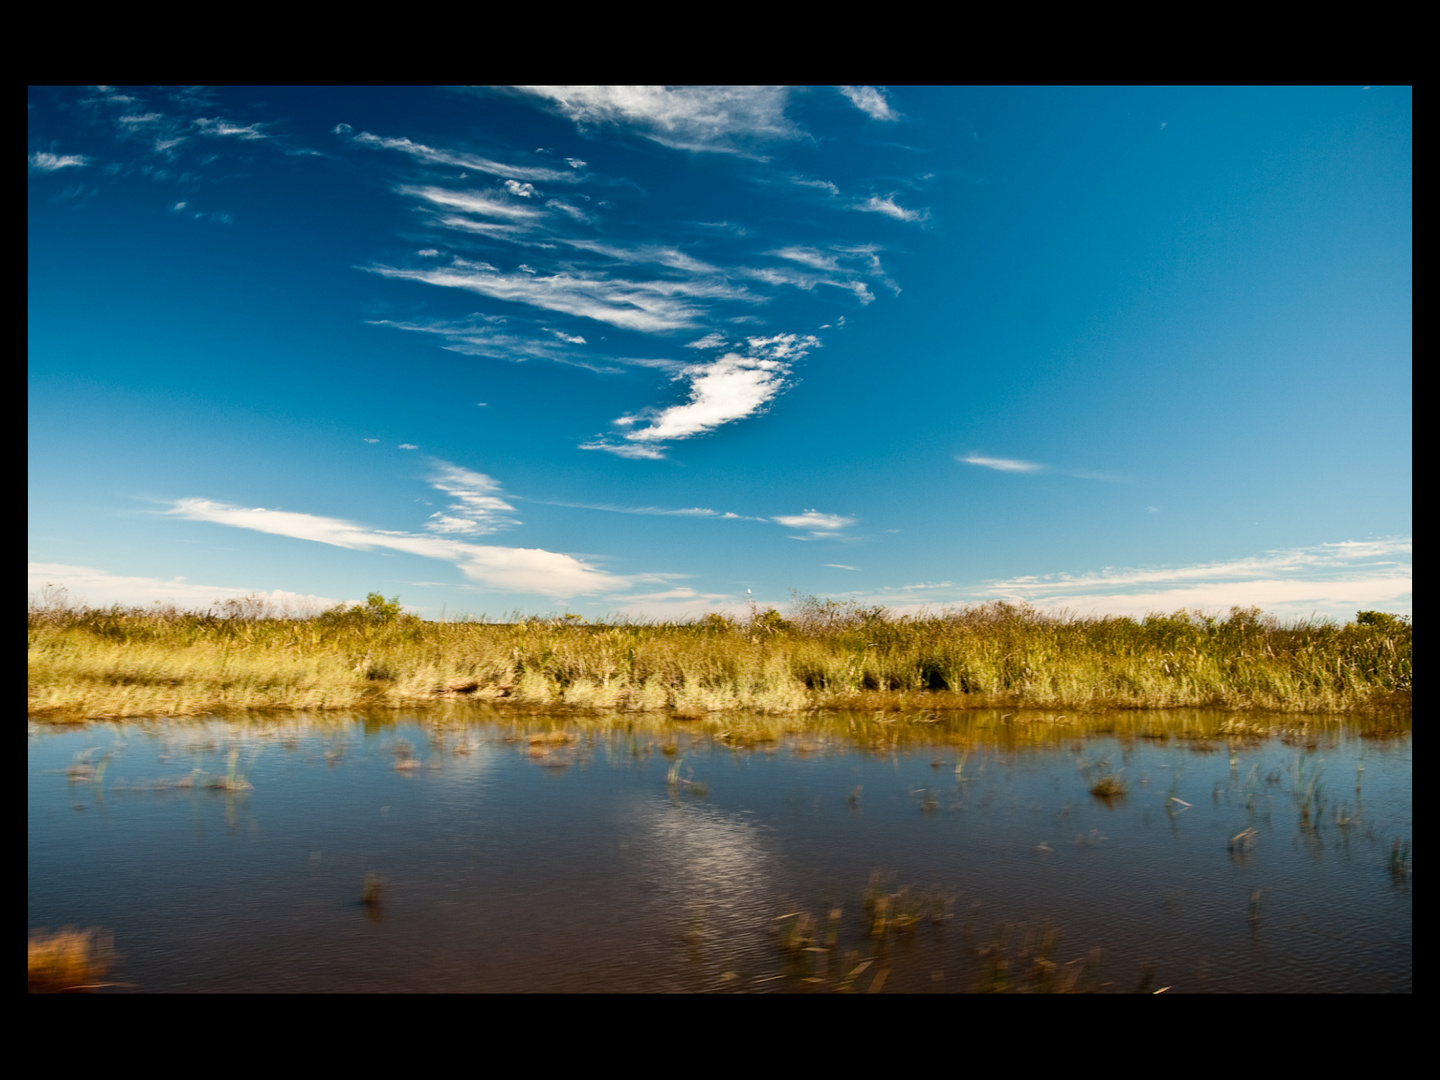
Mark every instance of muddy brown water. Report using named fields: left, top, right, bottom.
left=29, top=710, right=1411, bottom=992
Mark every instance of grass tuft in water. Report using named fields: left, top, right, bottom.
left=28, top=927, right=114, bottom=993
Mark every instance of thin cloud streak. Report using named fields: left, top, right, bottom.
left=166, top=498, right=633, bottom=597
left=28, top=562, right=340, bottom=614
left=856, top=194, right=928, bottom=223
left=984, top=539, right=1413, bottom=620
left=962, top=454, right=1044, bottom=473
left=364, top=264, right=707, bottom=333
left=339, top=125, right=573, bottom=183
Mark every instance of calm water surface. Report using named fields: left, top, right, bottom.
left=29, top=710, right=1411, bottom=992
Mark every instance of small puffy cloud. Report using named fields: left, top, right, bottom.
left=595, top=333, right=821, bottom=453
left=961, top=454, right=1045, bottom=473
left=773, top=510, right=856, bottom=532
left=618, top=354, right=787, bottom=443
left=857, top=194, right=928, bottom=223
left=505, top=179, right=538, bottom=197
left=685, top=332, right=729, bottom=350
left=565, top=157, right=587, bottom=169
left=30, top=151, right=90, bottom=170
left=398, top=443, right=419, bottom=450
left=839, top=85, right=899, bottom=121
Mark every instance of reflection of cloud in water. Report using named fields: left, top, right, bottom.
left=625, top=797, right=777, bottom=977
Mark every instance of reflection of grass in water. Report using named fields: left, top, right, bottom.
left=769, top=872, right=1164, bottom=993
left=28, top=928, right=114, bottom=993
left=29, top=597, right=1411, bottom=721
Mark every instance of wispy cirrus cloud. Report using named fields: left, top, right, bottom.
left=839, top=86, right=899, bottom=122
left=962, top=454, right=1045, bottom=473
left=29, top=151, right=89, bottom=170
left=28, top=563, right=341, bottom=614
left=364, top=262, right=712, bottom=334
left=341, top=105, right=906, bottom=449
left=367, top=314, right=606, bottom=368
left=510, top=85, right=800, bottom=154
left=338, top=125, right=574, bottom=183
left=856, top=193, right=928, bottom=223
left=401, top=184, right=546, bottom=221
left=983, top=539, right=1412, bottom=620
left=424, top=462, right=520, bottom=536
left=525, top=498, right=767, bottom=522
left=959, top=454, right=1128, bottom=482
left=165, top=497, right=632, bottom=597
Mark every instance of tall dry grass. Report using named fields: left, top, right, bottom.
left=27, top=593, right=1411, bottom=722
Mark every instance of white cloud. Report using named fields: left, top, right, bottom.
left=826, top=564, right=861, bottom=571
left=685, top=332, right=729, bottom=350
left=789, top=175, right=841, bottom=195
left=982, top=538, right=1413, bottom=621
left=579, top=439, right=669, bottom=460
left=402, top=184, right=545, bottom=221
left=193, top=117, right=268, bottom=140
left=618, top=354, right=787, bottom=443
left=424, top=462, right=520, bottom=536
left=961, top=454, right=1045, bottom=473
left=512, top=85, right=799, bottom=153
left=771, top=246, right=840, bottom=271
left=856, top=194, right=928, bottom=223
left=504, top=179, right=538, bottom=197
left=773, top=510, right=856, bottom=533
left=166, top=498, right=630, bottom=597
left=342, top=127, right=572, bottom=183
left=28, top=563, right=339, bottom=614
left=30, top=151, right=89, bottom=170
left=838, top=86, right=899, bottom=122
left=596, top=333, right=821, bottom=451
left=366, top=263, right=709, bottom=334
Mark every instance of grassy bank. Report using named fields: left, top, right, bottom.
left=27, top=595, right=1411, bottom=722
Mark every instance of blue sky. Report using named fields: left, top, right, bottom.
left=29, top=86, right=1411, bottom=621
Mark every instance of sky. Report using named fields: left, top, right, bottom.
left=28, top=86, right=1411, bottom=623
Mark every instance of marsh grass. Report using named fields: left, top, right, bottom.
left=28, top=927, right=114, bottom=993
left=29, top=596, right=1411, bottom=722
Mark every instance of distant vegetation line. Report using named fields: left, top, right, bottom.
left=27, top=592, right=1411, bottom=722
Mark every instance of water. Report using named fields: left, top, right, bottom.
left=28, top=710, right=1411, bottom=992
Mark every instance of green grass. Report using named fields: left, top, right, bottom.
left=27, top=593, right=1411, bottom=722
